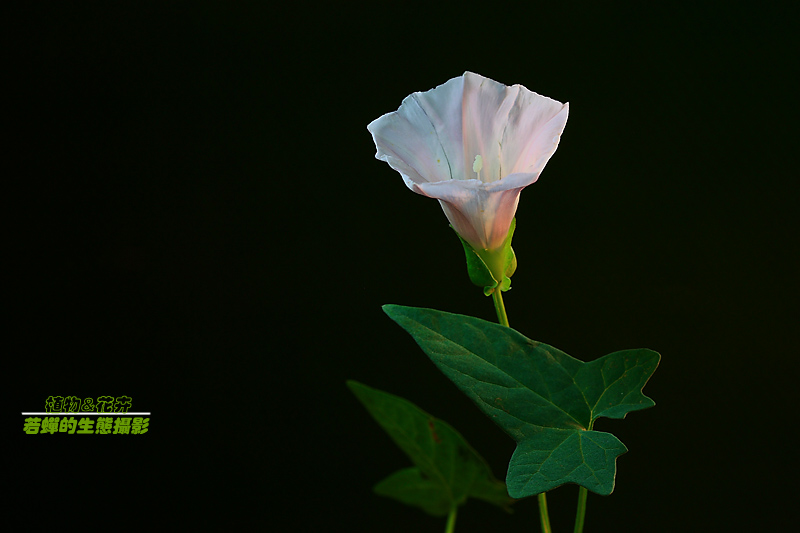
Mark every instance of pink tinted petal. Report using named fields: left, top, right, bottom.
left=461, top=72, right=521, bottom=183
left=409, top=75, right=467, bottom=181
left=415, top=179, right=522, bottom=251
left=368, top=96, right=455, bottom=189
left=486, top=170, right=540, bottom=192
left=501, top=97, right=569, bottom=176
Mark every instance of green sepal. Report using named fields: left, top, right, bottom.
left=453, top=219, right=517, bottom=296
left=382, top=305, right=660, bottom=498
left=454, top=230, right=496, bottom=294
left=347, top=380, right=514, bottom=516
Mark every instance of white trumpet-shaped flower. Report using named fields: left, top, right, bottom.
left=368, top=71, right=569, bottom=256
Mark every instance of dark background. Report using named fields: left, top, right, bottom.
left=14, top=2, right=796, bottom=531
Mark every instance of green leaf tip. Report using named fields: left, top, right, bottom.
left=381, top=305, right=660, bottom=498
left=347, top=379, right=514, bottom=515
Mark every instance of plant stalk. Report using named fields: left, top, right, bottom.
left=491, top=289, right=509, bottom=327
left=538, top=492, right=553, bottom=533
left=445, top=506, right=457, bottom=533
left=491, top=289, right=553, bottom=533
left=573, top=488, right=588, bottom=533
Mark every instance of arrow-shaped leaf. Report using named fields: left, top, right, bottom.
left=382, top=305, right=660, bottom=498
left=347, top=380, right=513, bottom=515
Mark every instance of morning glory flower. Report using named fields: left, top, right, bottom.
left=368, top=72, right=568, bottom=259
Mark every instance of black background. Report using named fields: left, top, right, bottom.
left=14, top=2, right=796, bottom=531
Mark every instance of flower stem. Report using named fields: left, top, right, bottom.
left=573, top=488, right=588, bottom=533
left=491, top=289, right=553, bottom=533
left=445, top=506, right=457, bottom=533
left=491, top=289, right=509, bottom=327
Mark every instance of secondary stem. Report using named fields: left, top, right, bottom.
left=574, top=419, right=593, bottom=533
left=445, top=506, right=457, bottom=533
left=539, top=492, right=553, bottom=533
left=491, top=289, right=553, bottom=533
left=573, top=488, right=588, bottom=533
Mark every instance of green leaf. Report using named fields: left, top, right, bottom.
left=347, top=380, right=514, bottom=516
left=381, top=305, right=660, bottom=498
left=373, top=467, right=453, bottom=516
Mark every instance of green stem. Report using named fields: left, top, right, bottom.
left=573, top=488, right=588, bottom=533
left=491, top=289, right=509, bottom=327
left=491, top=289, right=553, bottom=533
left=574, top=419, right=593, bottom=533
left=445, top=506, right=457, bottom=533
left=538, top=492, right=553, bottom=533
